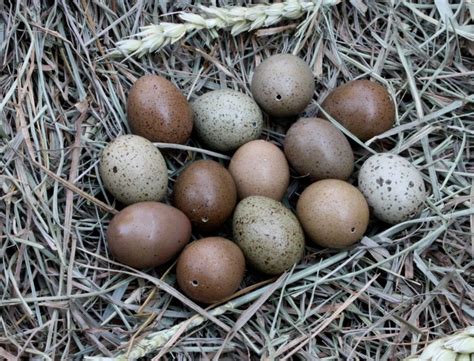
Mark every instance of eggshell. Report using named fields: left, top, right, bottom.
left=192, top=89, right=263, bottom=152
left=284, top=117, right=354, bottom=180
left=233, top=196, right=305, bottom=275
left=176, top=237, right=245, bottom=304
left=296, top=180, right=369, bottom=248
left=173, top=160, right=237, bottom=231
left=320, top=79, right=395, bottom=140
left=99, top=135, right=168, bottom=205
left=229, top=140, right=290, bottom=201
left=107, top=201, right=191, bottom=269
left=251, top=54, right=315, bottom=118
left=358, top=153, right=426, bottom=224
left=127, top=75, right=193, bottom=144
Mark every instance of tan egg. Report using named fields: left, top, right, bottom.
left=251, top=54, right=315, bottom=118
left=296, top=179, right=369, bottom=248
left=173, top=160, right=237, bottom=231
left=320, top=79, right=395, bottom=141
left=229, top=140, right=290, bottom=201
left=284, top=117, right=354, bottom=180
left=233, top=196, right=305, bottom=275
left=176, top=237, right=245, bottom=304
left=107, top=202, right=192, bottom=269
left=99, top=135, right=168, bottom=205
left=127, top=75, right=193, bottom=144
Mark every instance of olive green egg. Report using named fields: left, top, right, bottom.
left=232, top=196, right=305, bottom=275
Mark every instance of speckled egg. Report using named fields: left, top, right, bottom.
left=192, top=89, right=263, bottom=152
left=229, top=140, right=290, bottom=201
left=251, top=54, right=315, bottom=118
left=233, top=196, right=305, bottom=275
left=176, top=237, right=245, bottom=304
left=296, top=180, right=369, bottom=248
left=107, top=201, right=191, bottom=269
left=173, top=160, right=237, bottom=231
left=358, top=153, right=426, bottom=224
left=99, top=135, right=168, bottom=205
left=127, top=75, right=193, bottom=144
left=320, top=79, right=395, bottom=141
left=284, top=118, right=354, bottom=180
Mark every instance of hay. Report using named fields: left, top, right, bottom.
left=1, top=0, right=473, bottom=360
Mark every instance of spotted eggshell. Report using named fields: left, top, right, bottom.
left=358, top=153, right=426, bottom=224
left=232, top=196, right=305, bottom=275
left=192, top=89, right=263, bottom=152
left=99, top=135, right=168, bottom=205
left=127, top=75, right=193, bottom=144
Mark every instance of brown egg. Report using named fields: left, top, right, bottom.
left=173, top=160, right=237, bottom=231
left=284, top=118, right=354, bottom=180
left=320, top=79, right=395, bottom=141
left=251, top=54, right=315, bottom=118
left=229, top=140, right=290, bottom=201
left=176, top=237, right=245, bottom=304
left=296, top=180, right=369, bottom=248
left=127, top=75, right=193, bottom=144
left=107, top=202, right=191, bottom=268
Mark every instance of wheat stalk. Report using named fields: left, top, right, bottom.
left=113, top=0, right=341, bottom=57
left=405, top=326, right=474, bottom=361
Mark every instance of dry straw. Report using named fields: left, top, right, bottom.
left=405, top=326, right=474, bottom=361
left=1, top=0, right=473, bottom=360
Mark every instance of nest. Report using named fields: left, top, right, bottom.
left=0, top=1, right=473, bottom=360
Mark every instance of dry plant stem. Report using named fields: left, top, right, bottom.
left=404, top=326, right=474, bottom=361
left=279, top=275, right=378, bottom=359
left=114, top=0, right=342, bottom=56
left=2, top=1, right=473, bottom=360
left=110, top=252, right=349, bottom=360
left=153, top=142, right=230, bottom=160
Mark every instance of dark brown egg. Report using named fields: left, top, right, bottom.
left=176, top=237, right=245, bottom=304
left=251, top=54, right=315, bottom=118
left=296, top=180, right=369, bottom=248
left=284, top=118, right=354, bottom=181
left=127, top=75, right=193, bottom=144
left=173, top=160, right=237, bottom=231
left=107, top=202, right=192, bottom=268
left=320, top=79, right=395, bottom=141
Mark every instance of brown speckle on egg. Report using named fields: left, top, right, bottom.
left=233, top=196, right=305, bottom=275
left=192, top=89, right=263, bottom=152
left=358, top=153, right=426, bottom=224
left=99, top=135, right=168, bottom=205
left=127, top=75, right=193, bottom=144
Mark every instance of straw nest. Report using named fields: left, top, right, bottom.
left=0, top=1, right=472, bottom=360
